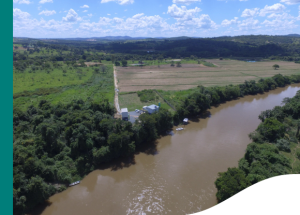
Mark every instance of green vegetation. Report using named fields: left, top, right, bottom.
left=159, top=74, right=300, bottom=118
left=12, top=36, right=300, bottom=214
left=13, top=63, right=94, bottom=94
left=13, top=98, right=173, bottom=214
left=199, top=60, right=216, bottom=67
left=14, top=65, right=114, bottom=111
left=119, top=92, right=173, bottom=112
left=137, top=89, right=158, bottom=102
left=273, top=64, right=280, bottom=70
left=215, top=90, right=300, bottom=203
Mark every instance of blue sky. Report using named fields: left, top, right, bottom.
left=13, top=0, right=300, bottom=38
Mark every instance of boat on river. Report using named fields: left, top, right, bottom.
left=69, top=181, right=80, bottom=187
left=176, top=127, right=184, bottom=131
left=183, top=118, right=188, bottom=124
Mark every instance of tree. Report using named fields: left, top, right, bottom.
left=257, top=118, right=285, bottom=142
left=122, top=60, right=128, bottom=67
left=219, top=57, right=223, bottom=60
left=276, top=139, right=290, bottom=152
left=273, top=64, right=279, bottom=70
left=215, top=168, right=250, bottom=203
left=100, top=65, right=107, bottom=73
left=111, top=54, right=115, bottom=63
left=94, top=68, right=100, bottom=74
left=296, top=120, right=300, bottom=137
left=115, top=61, right=120, bottom=66
left=170, top=61, right=175, bottom=67
left=176, top=61, right=181, bottom=67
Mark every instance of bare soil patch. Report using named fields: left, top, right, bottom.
left=84, top=62, right=103, bottom=67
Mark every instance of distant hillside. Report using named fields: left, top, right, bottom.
left=286, top=34, right=300, bottom=37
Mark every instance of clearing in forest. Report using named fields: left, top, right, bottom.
left=116, top=59, right=300, bottom=92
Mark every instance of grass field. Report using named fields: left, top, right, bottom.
left=13, top=65, right=94, bottom=94
left=13, top=65, right=114, bottom=111
left=116, top=59, right=300, bottom=92
left=118, top=92, right=175, bottom=112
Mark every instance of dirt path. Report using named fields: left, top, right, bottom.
left=113, top=66, right=121, bottom=114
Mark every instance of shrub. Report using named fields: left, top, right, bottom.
left=275, top=139, right=290, bottom=152
left=137, top=89, right=156, bottom=102
left=257, top=118, right=285, bottom=142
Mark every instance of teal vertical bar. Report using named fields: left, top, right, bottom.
left=1, top=1, right=12, bottom=214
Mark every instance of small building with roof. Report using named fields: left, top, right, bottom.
left=143, top=104, right=159, bottom=114
left=121, top=108, right=128, bottom=120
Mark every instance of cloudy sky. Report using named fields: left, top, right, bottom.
left=13, top=0, right=300, bottom=38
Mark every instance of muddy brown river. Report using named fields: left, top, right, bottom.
left=34, top=84, right=300, bottom=215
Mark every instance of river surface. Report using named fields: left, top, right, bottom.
left=34, top=84, right=300, bottom=215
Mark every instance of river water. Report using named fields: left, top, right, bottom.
left=34, top=84, right=300, bottom=215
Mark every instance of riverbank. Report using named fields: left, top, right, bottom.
left=16, top=73, right=300, bottom=214
left=215, top=88, right=300, bottom=203
left=28, top=83, right=300, bottom=215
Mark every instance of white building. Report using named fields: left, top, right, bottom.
left=143, top=104, right=159, bottom=114
left=121, top=108, right=128, bottom=120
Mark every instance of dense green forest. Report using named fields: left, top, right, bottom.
left=14, top=35, right=300, bottom=62
left=13, top=98, right=173, bottom=213
left=214, top=90, right=300, bottom=203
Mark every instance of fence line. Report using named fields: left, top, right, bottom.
left=154, top=89, right=177, bottom=111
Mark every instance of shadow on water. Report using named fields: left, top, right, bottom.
left=26, top=201, right=52, bottom=215
left=96, top=155, right=137, bottom=171
left=135, top=140, right=159, bottom=156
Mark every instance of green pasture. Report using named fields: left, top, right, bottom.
left=13, top=65, right=114, bottom=111
left=118, top=92, right=174, bottom=112
left=13, top=64, right=94, bottom=94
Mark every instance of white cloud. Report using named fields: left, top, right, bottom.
left=39, top=10, right=56, bottom=16
left=221, top=17, right=239, bottom=26
left=78, top=14, right=173, bottom=35
left=132, top=13, right=144, bottom=19
left=280, top=0, right=300, bottom=5
left=13, top=0, right=32, bottom=4
left=175, top=14, right=217, bottom=29
left=262, top=12, right=299, bottom=30
left=239, top=0, right=248, bottom=1
left=80, top=5, right=89, bottom=8
left=172, top=0, right=201, bottom=5
left=262, top=19, right=297, bottom=29
left=13, top=8, right=30, bottom=20
left=241, top=8, right=259, bottom=17
left=101, top=0, right=134, bottom=5
left=62, top=9, right=82, bottom=22
left=14, top=8, right=75, bottom=38
left=238, top=18, right=260, bottom=30
left=83, top=10, right=88, bottom=13
left=259, top=3, right=286, bottom=16
left=167, top=4, right=201, bottom=20
left=88, top=14, right=93, bottom=17
left=39, top=0, right=53, bottom=3
left=107, top=14, right=111, bottom=16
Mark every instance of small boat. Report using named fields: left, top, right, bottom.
left=176, top=127, right=184, bottom=131
left=69, top=181, right=80, bottom=187
left=183, top=118, right=188, bottom=123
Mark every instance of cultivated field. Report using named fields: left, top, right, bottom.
left=116, top=59, right=300, bottom=92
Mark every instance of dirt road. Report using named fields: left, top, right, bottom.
left=113, top=66, right=121, bottom=114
